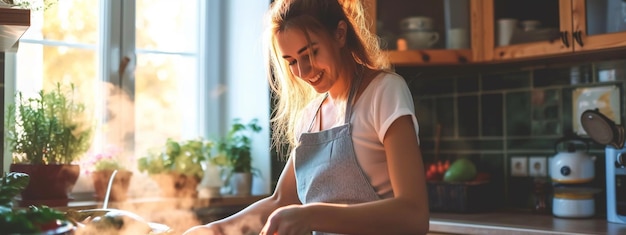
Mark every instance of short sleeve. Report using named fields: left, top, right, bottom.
left=367, top=73, right=419, bottom=143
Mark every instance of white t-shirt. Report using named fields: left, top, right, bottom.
left=351, top=72, right=419, bottom=198
left=297, top=71, right=419, bottom=198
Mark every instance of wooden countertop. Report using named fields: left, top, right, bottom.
left=430, top=211, right=626, bottom=235
left=58, top=196, right=626, bottom=234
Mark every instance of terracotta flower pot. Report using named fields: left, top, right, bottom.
left=151, top=173, right=199, bottom=198
left=9, top=163, right=80, bottom=207
left=92, top=170, right=133, bottom=201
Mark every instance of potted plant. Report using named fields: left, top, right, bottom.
left=83, top=145, right=133, bottom=202
left=0, top=172, right=74, bottom=234
left=4, top=83, right=93, bottom=206
left=137, top=138, right=213, bottom=198
left=214, top=118, right=262, bottom=196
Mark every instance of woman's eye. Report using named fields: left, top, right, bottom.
left=288, top=60, right=297, bottom=66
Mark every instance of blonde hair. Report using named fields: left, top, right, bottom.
left=264, top=0, right=390, bottom=158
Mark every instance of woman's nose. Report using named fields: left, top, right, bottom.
left=296, top=62, right=312, bottom=78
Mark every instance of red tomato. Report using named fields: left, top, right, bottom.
left=429, top=164, right=437, bottom=173
left=437, top=162, right=445, bottom=174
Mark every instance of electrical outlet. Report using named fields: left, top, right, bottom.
left=529, top=156, right=548, bottom=177
left=511, top=156, right=528, bottom=177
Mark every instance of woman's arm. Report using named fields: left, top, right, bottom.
left=184, top=157, right=302, bottom=235
left=262, top=115, right=430, bottom=235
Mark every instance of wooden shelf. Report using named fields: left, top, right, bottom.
left=0, top=7, right=30, bottom=52
left=387, top=49, right=474, bottom=66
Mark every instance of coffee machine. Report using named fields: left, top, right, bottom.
left=605, top=146, right=626, bottom=224
left=581, top=109, right=626, bottom=224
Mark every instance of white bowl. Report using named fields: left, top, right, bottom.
left=402, top=31, right=439, bottom=49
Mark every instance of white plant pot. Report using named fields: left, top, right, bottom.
left=197, top=162, right=223, bottom=198
left=229, top=172, right=252, bottom=196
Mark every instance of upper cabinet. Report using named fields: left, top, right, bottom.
left=483, top=0, right=626, bottom=61
left=365, top=0, right=483, bottom=66
left=571, top=0, right=626, bottom=52
left=0, top=8, right=30, bottom=52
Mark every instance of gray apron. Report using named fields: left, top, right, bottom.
left=294, top=73, right=380, bottom=235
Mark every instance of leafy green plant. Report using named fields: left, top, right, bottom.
left=137, top=138, right=214, bottom=180
left=214, top=118, right=262, bottom=174
left=0, top=172, right=69, bottom=233
left=5, top=83, right=94, bottom=165
left=7, top=0, right=59, bottom=11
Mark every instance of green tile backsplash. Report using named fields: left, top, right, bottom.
left=401, top=59, right=626, bottom=210
left=506, top=91, right=532, bottom=136
left=457, top=95, right=479, bottom=137
left=481, top=93, right=503, bottom=136
left=482, top=71, right=531, bottom=91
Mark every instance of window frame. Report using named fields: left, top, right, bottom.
left=2, top=0, right=272, bottom=196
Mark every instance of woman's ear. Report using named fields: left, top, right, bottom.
left=335, top=20, right=348, bottom=47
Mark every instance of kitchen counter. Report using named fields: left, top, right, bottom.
left=430, top=211, right=626, bottom=235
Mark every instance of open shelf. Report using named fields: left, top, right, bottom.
left=0, top=8, right=30, bottom=52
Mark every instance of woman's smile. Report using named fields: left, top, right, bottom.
left=308, top=71, right=324, bottom=85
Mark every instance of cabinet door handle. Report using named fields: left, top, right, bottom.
left=560, top=31, right=570, bottom=48
left=573, top=31, right=584, bottom=47
left=420, top=52, right=430, bottom=63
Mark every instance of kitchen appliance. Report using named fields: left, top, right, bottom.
left=580, top=108, right=626, bottom=224
left=552, top=187, right=600, bottom=218
left=549, top=137, right=595, bottom=184
left=548, top=135, right=600, bottom=218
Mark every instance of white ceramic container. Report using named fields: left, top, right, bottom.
left=552, top=193, right=595, bottom=218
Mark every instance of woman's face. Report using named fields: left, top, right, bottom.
left=276, top=27, right=345, bottom=94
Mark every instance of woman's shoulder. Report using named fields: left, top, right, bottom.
left=367, top=71, right=409, bottom=92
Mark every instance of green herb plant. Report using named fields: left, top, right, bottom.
left=5, top=83, right=93, bottom=164
left=137, top=138, right=214, bottom=180
left=6, top=0, right=59, bottom=11
left=0, top=172, right=68, bottom=233
left=214, top=118, right=262, bottom=175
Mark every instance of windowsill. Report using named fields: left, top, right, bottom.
left=53, top=194, right=268, bottom=211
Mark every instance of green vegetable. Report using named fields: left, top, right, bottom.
left=443, top=158, right=477, bottom=182
left=0, top=172, right=68, bottom=233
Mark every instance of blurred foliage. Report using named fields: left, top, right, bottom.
left=0, top=172, right=68, bottom=233
left=215, top=118, right=262, bottom=174
left=137, top=138, right=214, bottom=180
left=5, top=83, right=94, bottom=164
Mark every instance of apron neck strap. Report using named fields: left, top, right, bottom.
left=305, top=65, right=364, bottom=132
left=344, top=65, right=364, bottom=123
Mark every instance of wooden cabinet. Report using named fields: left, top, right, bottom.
left=571, top=0, right=626, bottom=52
left=482, top=0, right=626, bottom=61
left=365, top=0, right=483, bottom=66
left=367, top=0, right=626, bottom=65
left=0, top=8, right=30, bottom=52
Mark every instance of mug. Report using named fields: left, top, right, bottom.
left=497, top=18, right=518, bottom=46
left=446, top=28, right=469, bottom=49
left=400, top=16, right=434, bottom=32
left=403, top=31, right=439, bottom=49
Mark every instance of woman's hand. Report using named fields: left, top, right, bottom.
left=260, top=205, right=312, bottom=235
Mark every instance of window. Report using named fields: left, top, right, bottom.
left=4, top=0, right=271, bottom=195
